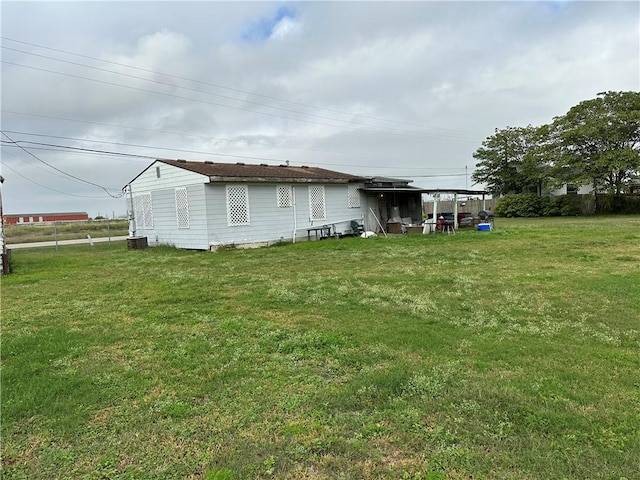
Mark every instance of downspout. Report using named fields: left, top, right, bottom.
left=433, top=193, right=439, bottom=227
left=292, top=186, right=297, bottom=243
left=453, top=192, right=459, bottom=230
left=128, top=183, right=137, bottom=237
left=0, top=175, right=8, bottom=275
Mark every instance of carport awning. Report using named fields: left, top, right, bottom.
left=360, top=187, right=432, bottom=193
left=419, top=188, right=489, bottom=195
left=360, top=187, right=489, bottom=195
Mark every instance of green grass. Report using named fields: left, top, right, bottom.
left=4, top=220, right=129, bottom=244
left=2, top=216, right=639, bottom=479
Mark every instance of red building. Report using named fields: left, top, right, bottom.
left=3, top=212, right=89, bottom=225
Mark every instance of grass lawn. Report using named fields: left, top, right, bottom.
left=2, top=216, right=639, bottom=479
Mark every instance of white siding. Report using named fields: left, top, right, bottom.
left=129, top=161, right=206, bottom=194
left=206, top=183, right=365, bottom=247
left=128, top=162, right=210, bottom=249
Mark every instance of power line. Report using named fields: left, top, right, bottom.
left=2, top=45, right=481, bottom=140
left=2, top=130, right=472, bottom=172
left=2, top=110, right=476, bottom=163
left=1, top=143, right=151, bottom=163
left=2, top=137, right=297, bottom=165
left=1, top=36, right=486, bottom=137
left=1, top=142, right=86, bottom=183
left=1, top=132, right=125, bottom=197
left=1, top=158, right=112, bottom=199
left=2, top=142, right=473, bottom=179
left=7, top=59, right=468, bottom=142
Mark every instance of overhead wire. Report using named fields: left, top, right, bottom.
left=2, top=59, right=483, bottom=142
left=2, top=142, right=471, bottom=180
left=1, top=153, right=113, bottom=198
left=2, top=109, right=475, bottom=164
left=1, top=131, right=125, bottom=197
left=2, top=130, right=472, bottom=173
left=1, top=142, right=87, bottom=183
left=1, top=45, right=482, bottom=140
left=1, top=36, right=486, bottom=137
left=1, top=37, right=479, bottom=194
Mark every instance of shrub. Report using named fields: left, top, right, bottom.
left=596, top=194, right=640, bottom=214
left=549, top=195, right=583, bottom=216
left=495, top=193, right=552, bottom=217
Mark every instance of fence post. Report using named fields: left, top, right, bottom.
left=54, top=222, right=59, bottom=252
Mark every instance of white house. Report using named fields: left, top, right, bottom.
left=551, top=184, right=595, bottom=196
left=124, top=159, right=429, bottom=250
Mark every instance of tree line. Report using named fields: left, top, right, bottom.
left=472, top=91, right=640, bottom=200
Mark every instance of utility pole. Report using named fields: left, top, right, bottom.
left=0, top=175, right=9, bottom=275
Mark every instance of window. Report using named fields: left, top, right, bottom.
left=175, top=187, right=190, bottom=229
left=309, top=185, right=326, bottom=221
left=348, top=184, right=360, bottom=208
left=226, top=185, right=250, bottom=226
left=277, top=186, right=293, bottom=207
left=566, top=184, right=578, bottom=195
left=134, top=193, right=154, bottom=229
left=156, top=166, right=161, bottom=178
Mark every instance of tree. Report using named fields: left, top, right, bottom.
left=550, top=91, right=640, bottom=194
left=471, top=125, right=550, bottom=196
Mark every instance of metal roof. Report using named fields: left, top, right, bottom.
left=360, top=186, right=431, bottom=193
left=420, top=188, right=489, bottom=195
left=360, top=186, right=489, bottom=196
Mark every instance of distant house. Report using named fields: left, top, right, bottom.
left=124, top=159, right=428, bottom=250
left=550, top=184, right=594, bottom=196
left=3, top=212, right=89, bottom=225
left=552, top=178, right=640, bottom=196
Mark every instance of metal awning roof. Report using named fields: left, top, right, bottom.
left=421, top=189, right=489, bottom=195
left=360, top=186, right=431, bottom=193
left=360, top=187, right=488, bottom=195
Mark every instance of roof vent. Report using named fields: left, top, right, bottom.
left=279, top=164, right=288, bottom=167
left=260, top=163, right=268, bottom=167
left=204, top=161, right=213, bottom=164
left=301, top=165, right=309, bottom=169
left=236, top=162, right=245, bottom=165
left=176, top=159, right=187, bottom=163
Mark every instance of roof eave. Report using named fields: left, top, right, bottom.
left=208, top=176, right=356, bottom=184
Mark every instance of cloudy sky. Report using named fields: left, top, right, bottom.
left=1, top=1, right=638, bottom=217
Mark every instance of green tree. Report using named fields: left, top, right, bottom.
left=472, top=125, right=550, bottom=196
left=551, top=91, right=640, bottom=194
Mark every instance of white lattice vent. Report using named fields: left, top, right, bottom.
left=175, top=188, right=190, bottom=229
left=134, top=193, right=154, bottom=229
left=348, top=184, right=360, bottom=208
left=277, top=186, right=293, bottom=207
left=309, top=186, right=326, bottom=221
left=227, top=185, right=250, bottom=225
